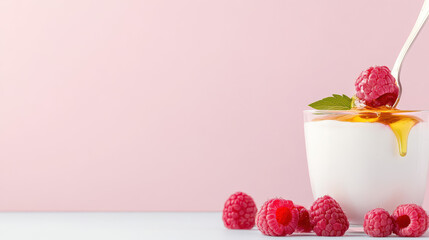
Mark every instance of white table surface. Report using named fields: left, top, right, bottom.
left=0, top=212, right=427, bottom=239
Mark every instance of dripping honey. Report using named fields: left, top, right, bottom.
left=314, top=108, right=422, bottom=157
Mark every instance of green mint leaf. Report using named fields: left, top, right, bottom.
left=309, top=94, right=352, bottom=110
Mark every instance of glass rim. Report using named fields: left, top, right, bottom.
left=304, top=109, right=429, bottom=114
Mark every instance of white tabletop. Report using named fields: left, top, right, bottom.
left=0, top=212, right=427, bottom=239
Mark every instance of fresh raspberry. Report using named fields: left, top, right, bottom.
left=295, top=205, right=313, bottom=233
left=222, top=192, right=257, bottom=229
left=309, top=195, right=349, bottom=236
left=256, top=198, right=299, bottom=236
left=363, top=208, right=394, bottom=237
left=392, top=204, right=429, bottom=237
left=355, top=66, right=399, bottom=108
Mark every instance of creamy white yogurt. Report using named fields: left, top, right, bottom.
left=304, top=120, right=429, bottom=225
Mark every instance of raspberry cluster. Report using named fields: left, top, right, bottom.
left=223, top=192, right=429, bottom=237
left=223, top=193, right=350, bottom=236
left=364, top=205, right=428, bottom=237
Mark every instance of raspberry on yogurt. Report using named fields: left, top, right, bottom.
left=355, top=66, right=399, bottom=108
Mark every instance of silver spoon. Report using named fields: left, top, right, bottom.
left=392, top=0, right=429, bottom=108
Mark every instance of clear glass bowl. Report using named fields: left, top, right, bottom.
left=304, top=110, right=429, bottom=225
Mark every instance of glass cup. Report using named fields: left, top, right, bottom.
left=304, top=110, right=429, bottom=226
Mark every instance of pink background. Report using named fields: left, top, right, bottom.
left=0, top=0, right=429, bottom=211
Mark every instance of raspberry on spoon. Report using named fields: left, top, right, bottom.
left=355, top=66, right=399, bottom=108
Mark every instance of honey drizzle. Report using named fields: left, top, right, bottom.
left=314, top=108, right=421, bottom=157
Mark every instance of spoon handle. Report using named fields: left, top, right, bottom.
left=392, top=0, right=429, bottom=77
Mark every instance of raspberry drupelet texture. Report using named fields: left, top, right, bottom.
left=392, top=204, right=428, bottom=237
left=256, top=198, right=299, bottom=236
left=295, top=205, right=313, bottom=233
left=355, top=66, right=399, bottom=108
left=222, top=192, right=257, bottom=229
left=309, top=195, right=349, bottom=236
left=363, top=208, right=394, bottom=237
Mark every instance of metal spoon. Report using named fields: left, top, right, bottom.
left=391, top=0, right=429, bottom=108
